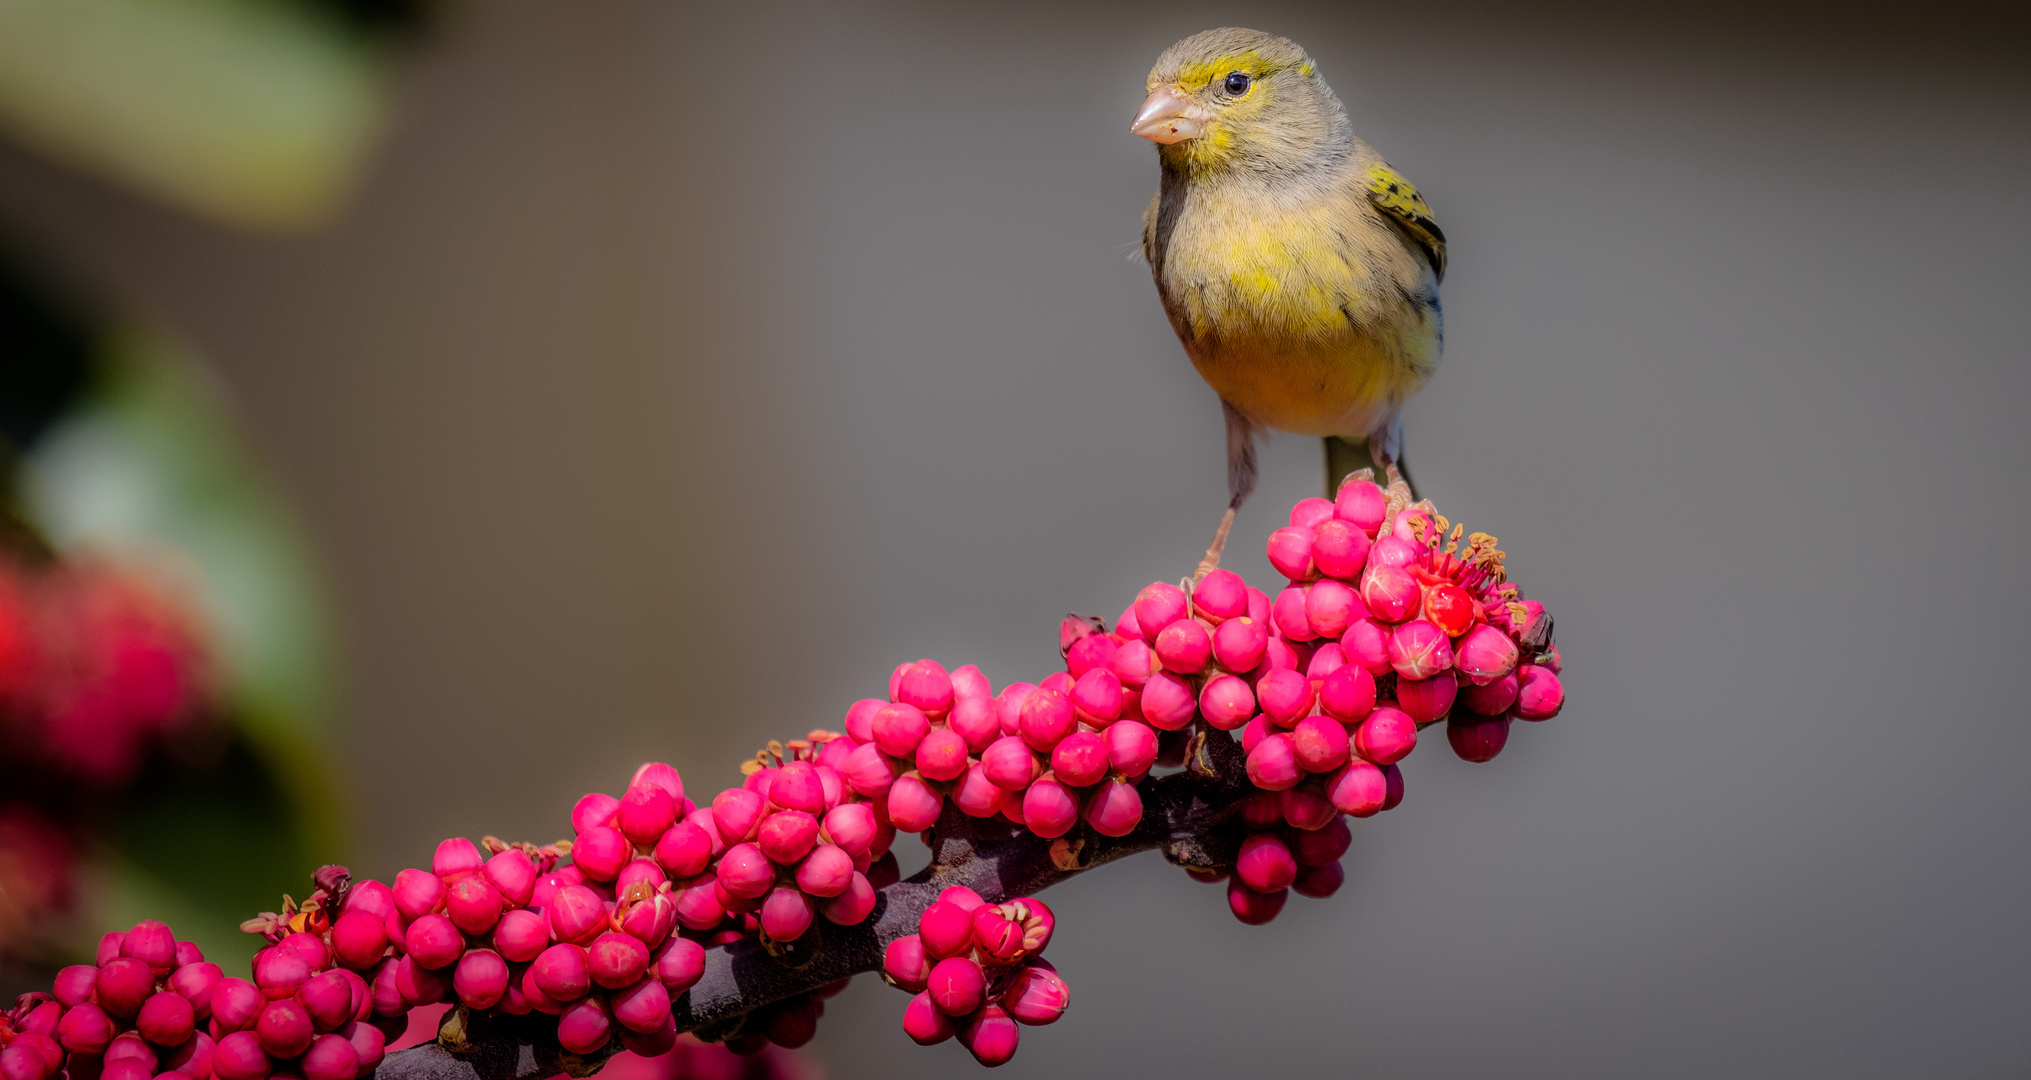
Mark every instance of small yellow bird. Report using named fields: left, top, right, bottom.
left=1133, top=27, right=1445, bottom=572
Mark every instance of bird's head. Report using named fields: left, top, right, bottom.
left=1132, top=28, right=1348, bottom=177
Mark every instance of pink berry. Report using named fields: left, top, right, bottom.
left=1272, top=585, right=1317, bottom=641
left=91, top=960, right=154, bottom=1019
left=298, top=969, right=354, bottom=1032
left=1049, top=731, right=1108, bottom=787
left=1514, top=665, right=1564, bottom=720
left=951, top=663, right=993, bottom=700
left=1247, top=732, right=1301, bottom=790
left=556, top=996, right=612, bottom=1055
left=570, top=792, right=621, bottom=835
left=1389, top=620, right=1454, bottom=680
left=902, top=991, right=954, bottom=1045
left=1460, top=670, right=1520, bottom=716
left=1334, top=478, right=1387, bottom=533
left=256, top=997, right=314, bottom=1058
left=122, top=920, right=178, bottom=974
left=1292, top=816, right=1351, bottom=866
left=1306, top=579, right=1362, bottom=639
left=1326, top=761, right=1388, bottom=817
left=998, top=785, right=1028, bottom=826
left=252, top=947, right=311, bottom=1001
left=169, top=961, right=223, bottom=1017
left=1310, top=518, right=1371, bottom=579
left=650, top=937, right=705, bottom=992
left=995, top=683, right=1036, bottom=735
left=340, top=1021, right=384, bottom=1072
left=617, top=784, right=679, bottom=846
left=53, top=965, right=97, bottom=1007
left=1354, top=706, right=1419, bottom=765
left=211, top=1032, right=269, bottom=1080
left=1003, top=964, right=1070, bottom=1026
left=1319, top=664, right=1377, bottom=721
left=345, top=878, right=395, bottom=922
left=209, top=978, right=263, bottom=1032
left=1342, top=618, right=1393, bottom=675
left=913, top=727, right=970, bottom=783
left=587, top=931, right=651, bottom=989
left=1070, top=668, right=1122, bottom=725
left=795, top=844, right=854, bottom=897
left=1255, top=667, right=1314, bottom=728
left=1065, top=632, right=1119, bottom=679
left=1288, top=496, right=1333, bottom=528
left=1447, top=713, right=1512, bottom=762
left=1282, top=787, right=1338, bottom=830
left=715, top=843, right=776, bottom=900
left=301, top=1033, right=360, bottom=1080
left=1138, top=670, right=1198, bottom=731
left=872, top=702, right=933, bottom=758
left=1018, top=688, right=1077, bottom=751
left=1294, top=861, right=1345, bottom=898
left=1132, top=582, right=1188, bottom=642
left=895, top=660, right=956, bottom=720
left=1265, top=526, right=1316, bottom=581
left=1195, top=674, right=1254, bottom=731
left=1423, top=583, right=1478, bottom=638
left=842, top=742, right=901, bottom=796
left=948, top=696, right=1002, bottom=752
left=958, top=1003, right=1020, bottom=1066
left=1306, top=641, right=1346, bottom=680
left=918, top=901, right=975, bottom=960
left=404, top=913, right=464, bottom=971
left=283, top=929, right=332, bottom=971
left=1022, top=777, right=1081, bottom=839
left=1154, top=619, right=1212, bottom=674
left=629, top=761, right=685, bottom=802
left=954, top=761, right=1005, bottom=817
left=481, top=848, right=537, bottom=908
left=1226, top=879, right=1287, bottom=925
left=1211, top=616, right=1268, bottom=674
left=1110, top=639, right=1158, bottom=688
left=1370, top=532, right=1419, bottom=569
left=571, top=826, right=630, bottom=882
left=981, top=734, right=1040, bottom=790
left=57, top=1002, right=116, bottom=1055
left=1236, top=834, right=1298, bottom=892
left=1240, top=714, right=1273, bottom=755
left=843, top=698, right=884, bottom=743
left=611, top=977, right=671, bottom=1034
left=519, top=965, right=564, bottom=1016
left=652, top=820, right=713, bottom=879
left=1105, top=720, right=1158, bottom=778
left=96, top=931, right=125, bottom=966
left=488, top=908, right=546, bottom=963
left=445, top=874, right=505, bottom=936
left=453, top=948, right=509, bottom=1009
left=821, top=802, right=877, bottom=855
left=533, top=943, right=591, bottom=1002
left=884, top=935, right=930, bottom=992
left=758, top=810, right=820, bottom=864
left=711, top=787, right=766, bottom=843
left=1291, top=715, right=1352, bottom=773
left=1396, top=673, right=1459, bottom=723
left=928, top=957, right=985, bottom=1016
left=1359, top=565, right=1420, bottom=623
left=433, top=837, right=486, bottom=879
left=0, top=1043, right=52, bottom=1080
left=138, top=990, right=196, bottom=1046
left=163, top=1031, right=214, bottom=1078
left=885, top=775, right=944, bottom=832
left=1084, top=779, right=1143, bottom=837
left=1193, top=568, right=1249, bottom=622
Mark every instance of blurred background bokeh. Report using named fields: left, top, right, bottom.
left=0, top=1, right=2026, bottom=1077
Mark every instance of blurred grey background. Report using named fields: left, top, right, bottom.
left=1, top=0, right=2027, bottom=1076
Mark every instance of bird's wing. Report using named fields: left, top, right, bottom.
left=1364, top=163, right=1446, bottom=283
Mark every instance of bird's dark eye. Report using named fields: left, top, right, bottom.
left=1223, top=72, right=1251, bottom=95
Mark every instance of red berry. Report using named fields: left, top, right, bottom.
left=1225, top=879, right=1288, bottom=925
left=1236, top=833, right=1298, bottom=893
left=301, top=1033, right=359, bottom=1080
left=1003, top=964, right=1070, bottom=1026
left=1254, top=668, right=1314, bottom=727
left=1139, top=671, right=1198, bottom=730
left=571, top=792, right=620, bottom=835
left=759, top=886, right=815, bottom=942
left=1291, top=715, right=1351, bottom=774
left=570, top=826, right=630, bottom=882
left=433, top=837, right=486, bottom=879
left=1246, top=732, right=1301, bottom=791
left=885, top=774, right=944, bottom=832
left=914, top=727, right=970, bottom=782
left=902, top=991, right=954, bottom=1045
left=872, top=702, right=933, bottom=758
left=533, top=944, right=591, bottom=1002
left=650, top=937, right=705, bottom=993
left=52, top=965, right=97, bottom=1007
left=1326, top=761, right=1388, bottom=817
left=1281, top=787, right=1338, bottom=831
left=820, top=871, right=876, bottom=926
left=883, top=935, right=930, bottom=992
left=1022, top=777, right=1080, bottom=839
left=1132, top=582, right=1188, bottom=642
left=1359, top=565, right=1420, bottom=623
left=122, top=920, right=178, bottom=975
left=1446, top=713, right=1512, bottom=762
left=95, top=957, right=154, bottom=1016
left=957, top=1003, right=1020, bottom=1066
left=1514, top=664, right=1564, bottom=721
left=256, top=997, right=314, bottom=1058
left=1294, top=861, right=1344, bottom=899
left=1084, top=779, right=1143, bottom=837
left=209, top=978, right=264, bottom=1032
left=211, top=1031, right=270, bottom=1080
left=618, top=784, right=679, bottom=846
left=298, top=970, right=354, bottom=1033
left=586, top=932, right=651, bottom=990
left=453, top=949, right=509, bottom=1010
left=918, top=900, right=974, bottom=960
left=928, top=956, right=985, bottom=1016
left=556, top=996, right=612, bottom=1055
left=611, top=977, right=671, bottom=1034
left=1353, top=706, right=1418, bottom=765
left=137, top=991, right=196, bottom=1046
left=1266, top=527, right=1316, bottom=581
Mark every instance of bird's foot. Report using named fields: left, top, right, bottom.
left=1192, top=507, right=1236, bottom=582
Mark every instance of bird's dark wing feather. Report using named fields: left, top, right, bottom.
left=1364, top=163, right=1447, bottom=283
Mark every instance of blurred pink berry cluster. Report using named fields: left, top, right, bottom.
left=0, top=559, right=211, bottom=789
left=882, top=888, right=1065, bottom=1067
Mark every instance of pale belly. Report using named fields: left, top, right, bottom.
left=1188, top=327, right=1425, bottom=438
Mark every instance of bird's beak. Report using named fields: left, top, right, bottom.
left=1131, top=87, right=1203, bottom=144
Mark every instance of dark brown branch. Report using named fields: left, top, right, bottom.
left=370, top=729, right=1252, bottom=1080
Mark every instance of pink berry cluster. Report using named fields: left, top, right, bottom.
left=881, top=888, right=1067, bottom=1067
left=697, top=738, right=894, bottom=948
left=0, top=917, right=381, bottom=1080
left=834, top=656, right=1161, bottom=846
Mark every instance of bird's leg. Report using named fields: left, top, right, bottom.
left=1193, top=507, right=1236, bottom=581
left=1197, top=402, right=1259, bottom=581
